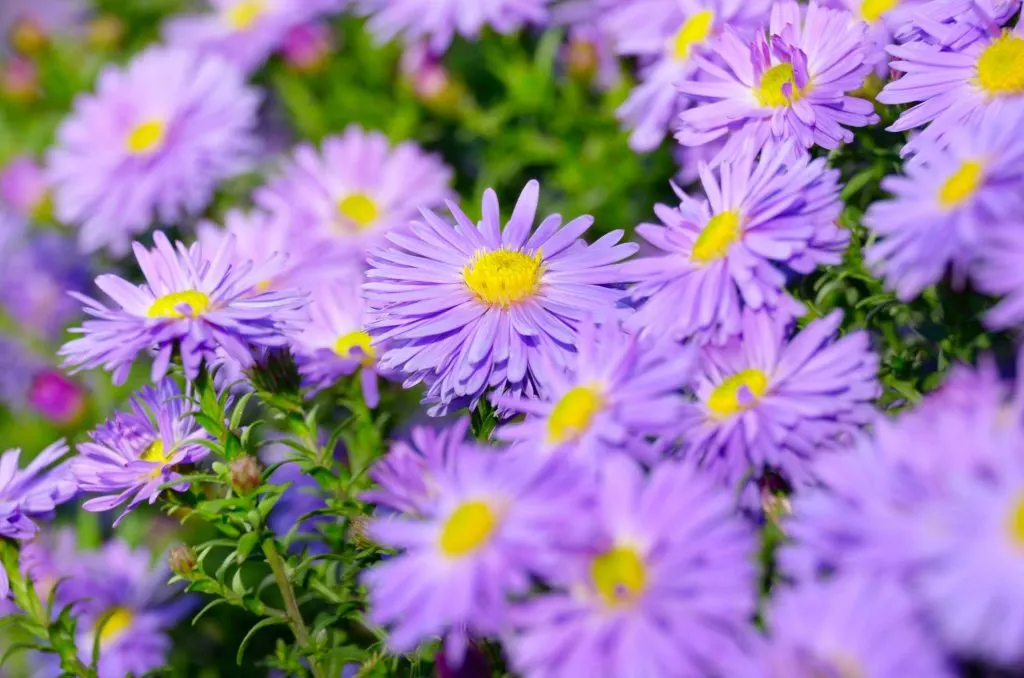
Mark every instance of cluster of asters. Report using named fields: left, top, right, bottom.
left=1, top=0, right=1024, bottom=676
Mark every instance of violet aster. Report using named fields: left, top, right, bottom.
left=623, top=145, right=846, bottom=345
left=506, top=455, right=757, bottom=678
left=60, top=231, right=307, bottom=384
left=0, top=439, right=76, bottom=597
left=0, top=335, right=87, bottom=425
left=72, top=379, right=208, bottom=524
left=678, top=309, right=879, bottom=489
left=823, top=0, right=930, bottom=73
left=895, top=0, right=1022, bottom=49
left=47, top=46, right=260, bottom=255
left=163, top=0, right=342, bottom=74
left=255, top=125, right=455, bottom=267
left=0, top=155, right=51, bottom=220
left=975, top=222, right=1024, bottom=329
left=364, top=180, right=638, bottom=414
left=601, top=0, right=773, bottom=151
left=677, top=1, right=879, bottom=164
left=740, top=576, right=954, bottom=678
left=363, top=436, right=591, bottom=662
left=292, top=277, right=396, bottom=406
left=879, top=12, right=1024, bottom=153
left=493, top=317, right=696, bottom=467
left=356, top=0, right=550, bottom=52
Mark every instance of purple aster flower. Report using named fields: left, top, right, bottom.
left=602, top=0, right=773, bottom=151
left=0, top=156, right=50, bottom=220
left=1, top=0, right=85, bottom=56
left=356, top=0, right=550, bottom=52
left=493, top=317, right=696, bottom=467
left=255, top=126, right=455, bottom=267
left=364, top=180, right=638, bottom=414
left=677, top=2, right=879, bottom=164
left=20, top=527, right=78, bottom=603
left=739, top=576, right=954, bottom=678
left=292, top=277, right=397, bottom=406
left=60, top=231, right=307, bottom=384
left=163, top=0, right=341, bottom=74
left=677, top=309, right=879, bottom=489
left=71, top=379, right=208, bottom=524
left=0, top=439, right=75, bottom=597
left=976, top=223, right=1024, bottom=329
left=506, top=455, right=757, bottom=678
left=280, top=21, right=335, bottom=72
left=363, top=437, right=591, bottom=662
left=0, top=336, right=86, bottom=424
left=47, top=47, right=260, bottom=255
left=865, top=110, right=1024, bottom=301
left=894, top=0, right=1023, bottom=51
left=823, top=0, right=930, bottom=74
left=623, top=145, right=846, bottom=345
left=879, top=13, right=1024, bottom=154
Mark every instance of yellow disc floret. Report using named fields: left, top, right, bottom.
left=337, top=193, right=381, bottom=230
left=98, top=608, right=134, bottom=645
left=126, top=120, right=166, bottom=155
left=147, top=290, right=211, bottom=319
left=692, top=210, right=742, bottom=263
left=334, top=330, right=375, bottom=364
left=439, top=500, right=498, bottom=557
left=860, top=0, right=899, bottom=23
left=755, top=63, right=807, bottom=107
left=591, top=546, right=647, bottom=606
left=547, top=386, right=604, bottom=444
left=707, top=369, right=770, bottom=418
left=938, top=160, right=983, bottom=208
left=672, top=10, right=715, bottom=60
left=977, top=32, right=1024, bottom=95
left=1008, top=493, right=1024, bottom=549
left=225, top=0, right=266, bottom=31
left=463, top=248, right=543, bottom=307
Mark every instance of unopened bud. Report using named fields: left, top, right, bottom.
left=230, top=456, right=263, bottom=494
left=349, top=515, right=372, bottom=548
left=168, top=544, right=198, bottom=577
left=87, top=15, right=125, bottom=51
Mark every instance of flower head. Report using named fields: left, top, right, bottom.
left=72, top=379, right=208, bottom=524
left=365, top=180, right=637, bottom=414
left=364, top=431, right=590, bottom=660
left=824, top=0, right=930, bottom=73
left=47, top=47, right=260, bottom=254
left=60, top=231, right=307, bottom=384
left=1, top=0, right=85, bottom=56
left=602, top=0, right=773, bottom=151
left=494, top=318, right=696, bottom=466
left=678, top=309, right=879, bottom=489
left=625, top=146, right=845, bottom=344
left=506, top=456, right=757, bottom=678
left=357, top=0, right=551, bottom=52
left=677, top=2, right=879, bottom=164
left=163, top=0, right=341, bottom=73
left=255, top=126, right=454, bottom=266
left=0, top=155, right=51, bottom=220
left=865, top=109, right=1024, bottom=301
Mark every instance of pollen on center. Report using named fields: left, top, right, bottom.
left=707, top=368, right=770, bottom=418
left=692, top=210, right=742, bottom=263
left=547, top=385, right=605, bottom=444
left=977, top=32, right=1024, bottom=96
left=671, top=10, right=715, bottom=61
left=148, top=290, right=211, bottom=319
left=337, top=193, right=381, bottom=230
left=126, top=119, right=167, bottom=155
left=938, top=160, right=984, bottom=209
left=591, top=545, right=648, bottom=607
left=463, top=247, right=544, bottom=308
left=755, top=63, right=807, bottom=108
left=439, top=500, right=498, bottom=557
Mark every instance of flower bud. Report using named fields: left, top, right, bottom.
left=168, top=544, right=198, bottom=577
left=230, top=456, right=263, bottom=494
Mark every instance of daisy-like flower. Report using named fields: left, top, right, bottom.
left=60, top=231, right=307, bottom=384
left=292, top=277, right=397, bottom=406
left=823, top=0, right=930, bottom=73
left=602, top=0, right=773, bottom=151
left=865, top=110, right=1024, bottom=301
left=879, top=12, right=1024, bottom=153
left=741, top=576, right=954, bottom=678
left=895, top=0, right=1022, bottom=49
left=356, top=0, right=550, bottom=52
left=506, top=455, right=756, bottom=678
left=976, top=222, right=1024, bottom=329
left=624, top=145, right=846, bottom=345
left=0, top=439, right=75, bottom=596
left=365, top=180, right=638, bottom=414
left=493, top=317, right=696, bottom=466
left=72, top=379, right=208, bottom=524
left=677, top=1, right=879, bottom=164
left=1, top=0, right=84, bottom=56
left=255, top=126, right=454, bottom=266
left=363, top=433, right=591, bottom=661
left=678, top=309, right=879, bottom=489
left=164, top=0, right=341, bottom=74
left=0, top=155, right=51, bottom=220
left=47, top=47, right=260, bottom=254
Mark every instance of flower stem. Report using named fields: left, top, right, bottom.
left=262, top=538, right=325, bottom=678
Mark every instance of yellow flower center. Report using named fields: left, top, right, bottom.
left=463, top=248, right=544, bottom=308
left=337, top=193, right=380, bottom=230
left=671, top=10, right=715, bottom=60
left=11, top=19, right=47, bottom=55
left=692, top=210, right=742, bottom=263
left=334, top=330, right=375, bottom=364
left=860, top=0, right=899, bottom=23
left=547, top=386, right=604, bottom=445
left=977, top=33, right=1024, bottom=95
left=938, top=160, right=983, bottom=208
left=225, top=0, right=266, bottom=31
left=1008, top=493, right=1024, bottom=549
left=707, top=369, right=770, bottom=418
left=591, top=546, right=647, bottom=607
left=126, top=119, right=166, bottom=155
left=755, top=63, right=807, bottom=107
left=439, top=500, right=498, bottom=557
left=147, top=290, right=211, bottom=319
left=98, top=607, right=134, bottom=645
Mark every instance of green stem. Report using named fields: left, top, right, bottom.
left=262, top=539, right=324, bottom=678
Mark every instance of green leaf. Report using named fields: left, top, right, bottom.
left=236, top=617, right=290, bottom=665
left=237, top=531, right=261, bottom=562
